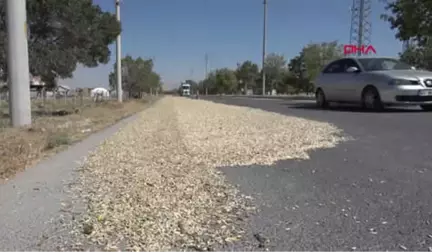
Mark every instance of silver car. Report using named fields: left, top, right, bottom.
left=314, top=57, right=432, bottom=111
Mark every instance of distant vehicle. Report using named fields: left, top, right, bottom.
left=180, top=82, right=191, bottom=96
left=314, top=57, right=432, bottom=111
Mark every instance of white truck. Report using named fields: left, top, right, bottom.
left=180, top=82, right=191, bottom=96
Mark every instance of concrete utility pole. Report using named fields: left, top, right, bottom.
left=115, top=0, right=123, bottom=102
left=262, top=0, right=268, bottom=95
left=205, top=53, right=209, bottom=95
left=6, top=0, right=31, bottom=127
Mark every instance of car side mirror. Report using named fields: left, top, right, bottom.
left=346, top=66, right=360, bottom=73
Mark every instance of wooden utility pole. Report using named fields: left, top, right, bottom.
left=205, top=53, right=209, bottom=95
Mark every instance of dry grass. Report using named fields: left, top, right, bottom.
left=0, top=97, right=155, bottom=180
left=63, top=96, right=348, bottom=251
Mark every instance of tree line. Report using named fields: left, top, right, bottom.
left=187, top=0, right=432, bottom=95
left=189, top=42, right=343, bottom=95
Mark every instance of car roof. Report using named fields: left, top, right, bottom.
left=336, top=56, right=398, bottom=60
left=326, top=57, right=400, bottom=65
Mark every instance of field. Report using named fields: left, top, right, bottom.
left=0, top=96, right=155, bottom=180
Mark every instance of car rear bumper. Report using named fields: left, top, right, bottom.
left=380, top=86, right=432, bottom=105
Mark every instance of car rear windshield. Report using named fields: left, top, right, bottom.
left=357, top=58, right=413, bottom=71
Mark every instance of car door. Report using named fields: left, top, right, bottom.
left=336, top=59, right=364, bottom=102
left=319, top=60, right=344, bottom=101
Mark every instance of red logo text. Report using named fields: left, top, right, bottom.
left=343, top=45, right=376, bottom=55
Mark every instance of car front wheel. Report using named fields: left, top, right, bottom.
left=362, top=87, right=383, bottom=111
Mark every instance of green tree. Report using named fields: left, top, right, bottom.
left=0, top=0, right=120, bottom=87
left=203, top=72, right=217, bottom=94
left=381, top=0, right=432, bottom=46
left=382, top=0, right=432, bottom=70
left=109, top=55, right=161, bottom=98
left=281, top=72, right=301, bottom=94
left=301, top=41, right=343, bottom=81
left=286, top=41, right=342, bottom=94
left=288, top=54, right=303, bottom=78
left=264, top=53, right=287, bottom=93
left=214, top=68, right=237, bottom=94
left=399, top=43, right=432, bottom=70
left=235, top=61, right=259, bottom=93
left=287, top=55, right=305, bottom=93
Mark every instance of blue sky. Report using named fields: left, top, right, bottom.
left=59, top=0, right=403, bottom=90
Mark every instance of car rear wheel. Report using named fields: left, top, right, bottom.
left=362, top=87, right=383, bottom=111
left=420, top=105, right=432, bottom=111
left=316, top=89, right=329, bottom=109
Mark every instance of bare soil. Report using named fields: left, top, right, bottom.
left=0, top=97, right=154, bottom=180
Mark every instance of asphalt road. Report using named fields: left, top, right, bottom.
left=207, top=97, right=432, bottom=251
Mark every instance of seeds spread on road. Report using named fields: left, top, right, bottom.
left=65, top=96, right=347, bottom=250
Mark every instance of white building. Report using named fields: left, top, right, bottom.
left=91, top=87, right=110, bottom=101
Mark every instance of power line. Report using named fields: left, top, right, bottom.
left=6, top=0, right=31, bottom=126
